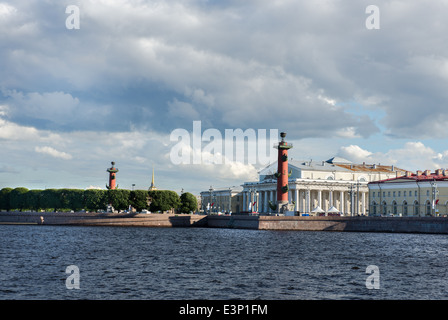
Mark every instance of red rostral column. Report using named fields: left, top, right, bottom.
left=106, top=161, right=119, bottom=190
left=275, top=132, right=293, bottom=212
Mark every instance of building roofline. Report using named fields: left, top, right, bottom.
left=369, top=169, right=448, bottom=184
left=258, top=159, right=403, bottom=174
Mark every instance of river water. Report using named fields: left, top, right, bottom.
left=0, top=224, right=447, bottom=300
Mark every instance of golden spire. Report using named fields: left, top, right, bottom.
left=149, top=167, right=157, bottom=191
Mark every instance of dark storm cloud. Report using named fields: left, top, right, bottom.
left=1, top=0, right=447, bottom=140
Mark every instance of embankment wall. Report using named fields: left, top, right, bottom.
left=0, top=212, right=207, bottom=228
left=1, top=212, right=448, bottom=234
left=207, top=215, right=448, bottom=234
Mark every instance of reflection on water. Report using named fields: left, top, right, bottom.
left=0, top=225, right=447, bottom=299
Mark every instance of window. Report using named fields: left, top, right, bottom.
left=393, top=201, right=397, bottom=215
left=372, top=192, right=375, bottom=197
left=393, top=191, right=396, bottom=197
left=383, top=192, right=385, bottom=197
left=415, top=191, right=417, bottom=197
left=427, top=190, right=430, bottom=197
left=372, top=202, right=377, bottom=215
left=403, top=201, right=408, bottom=216
left=414, top=201, right=419, bottom=215
left=426, top=201, right=431, bottom=215
left=388, top=191, right=391, bottom=197
left=398, top=191, right=401, bottom=197
left=404, top=191, right=407, bottom=197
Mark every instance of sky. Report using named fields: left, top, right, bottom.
left=2, top=0, right=448, bottom=195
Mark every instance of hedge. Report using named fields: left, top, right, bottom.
left=0, top=187, right=191, bottom=213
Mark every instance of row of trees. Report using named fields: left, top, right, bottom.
left=0, top=188, right=198, bottom=213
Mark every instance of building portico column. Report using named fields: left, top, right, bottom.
left=257, top=191, right=260, bottom=212
left=328, top=190, right=333, bottom=208
left=340, top=191, right=344, bottom=214
left=295, top=188, right=299, bottom=211
left=362, top=192, right=366, bottom=215
left=306, top=189, right=311, bottom=214
left=260, top=190, right=267, bottom=212
left=317, top=189, right=322, bottom=208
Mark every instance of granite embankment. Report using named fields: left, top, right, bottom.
left=0, top=212, right=207, bottom=227
left=207, top=215, right=448, bottom=234
left=1, top=211, right=448, bottom=234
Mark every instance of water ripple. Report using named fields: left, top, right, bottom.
left=1, top=225, right=448, bottom=299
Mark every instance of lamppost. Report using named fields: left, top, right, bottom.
left=247, top=185, right=258, bottom=213
left=209, top=186, right=214, bottom=215
left=356, top=181, right=360, bottom=216
left=431, top=181, right=438, bottom=216
left=228, top=187, right=232, bottom=214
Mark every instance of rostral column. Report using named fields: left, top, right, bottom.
left=106, top=161, right=119, bottom=190
left=274, top=132, right=292, bottom=213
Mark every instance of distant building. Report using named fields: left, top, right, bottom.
left=368, top=169, right=448, bottom=217
left=200, top=186, right=243, bottom=214
left=241, top=157, right=405, bottom=216
left=195, top=195, right=202, bottom=212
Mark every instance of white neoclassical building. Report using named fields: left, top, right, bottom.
left=241, top=157, right=405, bottom=216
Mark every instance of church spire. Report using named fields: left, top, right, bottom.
left=149, top=167, right=157, bottom=191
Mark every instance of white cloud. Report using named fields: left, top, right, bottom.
left=0, top=3, right=16, bottom=16
left=35, top=146, right=72, bottom=160
left=86, top=185, right=102, bottom=190
left=338, top=142, right=448, bottom=172
left=167, top=136, right=259, bottom=181
left=335, top=127, right=361, bottom=139
left=338, top=145, right=373, bottom=163
left=0, top=113, right=65, bottom=145
left=0, top=117, right=40, bottom=140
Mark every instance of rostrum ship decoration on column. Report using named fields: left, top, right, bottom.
left=106, top=161, right=119, bottom=190
left=272, top=132, right=294, bottom=214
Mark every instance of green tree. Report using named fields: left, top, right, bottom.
left=9, top=187, right=29, bottom=211
left=57, top=189, right=72, bottom=211
left=84, top=189, right=107, bottom=212
left=24, top=189, right=43, bottom=211
left=67, top=189, right=85, bottom=211
left=130, top=190, right=149, bottom=212
left=149, top=190, right=180, bottom=213
left=179, top=192, right=198, bottom=213
left=0, top=188, right=13, bottom=211
left=40, top=189, right=61, bottom=212
left=107, top=189, right=130, bottom=211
